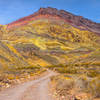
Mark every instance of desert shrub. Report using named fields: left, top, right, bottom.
left=38, top=55, right=59, bottom=65
left=16, top=66, right=40, bottom=70
left=51, top=76, right=74, bottom=96
left=93, top=62, right=100, bottom=66
left=56, top=78, right=74, bottom=96
left=87, top=70, right=99, bottom=77
left=46, top=64, right=65, bottom=70
left=47, top=64, right=78, bottom=74
left=7, top=74, right=15, bottom=80
left=0, top=74, right=7, bottom=82
left=74, top=75, right=89, bottom=92
left=89, top=77, right=100, bottom=98
left=56, top=66, right=78, bottom=74
left=51, top=74, right=100, bottom=99
left=74, top=75, right=100, bottom=98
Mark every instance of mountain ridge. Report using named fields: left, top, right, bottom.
left=7, top=7, right=100, bottom=34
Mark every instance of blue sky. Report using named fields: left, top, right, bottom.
left=0, top=0, right=100, bottom=24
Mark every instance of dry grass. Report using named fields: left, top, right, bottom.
left=51, top=74, right=100, bottom=100
left=0, top=66, right=45, bottom=90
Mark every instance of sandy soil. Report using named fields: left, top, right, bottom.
left=0, top=70, right=56, bottom=100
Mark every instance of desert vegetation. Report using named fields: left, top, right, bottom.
left=0, top=65, right=46, bottom=90
left=49, top=61, right=100, bottom=100
left=0, top=13, right=100, bottom=100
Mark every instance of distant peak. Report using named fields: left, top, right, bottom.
left=39, top=7, right=58, bottom=11
left=37, top=7, right=59, bottom=15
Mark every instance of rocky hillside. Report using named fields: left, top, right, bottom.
left=0, top=7, right=100, bottom=71
left=0, top=7, right=100, bottom=99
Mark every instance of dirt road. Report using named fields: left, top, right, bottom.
left=0, top=70, right=56, bottom=100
